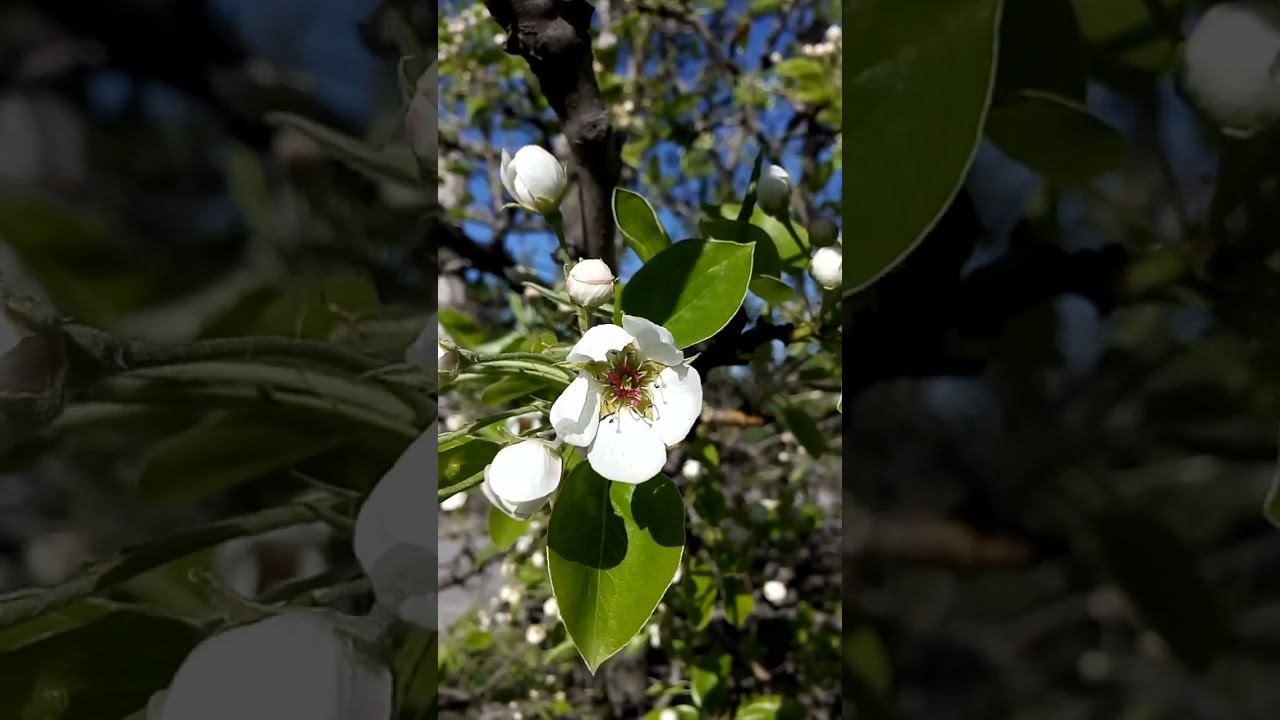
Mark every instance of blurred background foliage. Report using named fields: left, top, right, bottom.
left=849, top=0, right=1280, bottom=719
left=0, top=0, right=436, bottom=717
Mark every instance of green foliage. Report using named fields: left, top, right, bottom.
left=547, top=464, right=684, bottom=673
left=619, top=239, right=755, bottom=349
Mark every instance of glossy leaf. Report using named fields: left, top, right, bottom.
left=713, top=203, right=808, bottom=270
left=439, top=439, right=501, bottom=490
left=548, top=464, right=684, bottom=673
left=691, top=653, right=731, bottom=711
left=722, top=577, right=755, bottom=628
left=614, top=188, right=670, bottom=262
left=0, top=608, right=200, bottom=720
left=489, top=507, right=531, bottom=550
left=986, top=91, right=1128, bottom=182
left=845, top=0, right=1002, bottom=293
left=620, top=239, right=754, bottom=349
left=778, top=404, right=828, bottom=458
left=139, top=411, right=340, bottom=502
left=735, top=695, right=802, bottom=720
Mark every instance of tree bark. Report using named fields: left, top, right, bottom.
left=483, top=0, right=620, bottom=268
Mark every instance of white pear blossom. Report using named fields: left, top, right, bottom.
left=1183, top=0, right=1280, bottom=137
left=154, top=611, right=392, bottom=720
left=647, top=622, right=661, bottom=648
left=550, top=316, right=703, bottom=484
left=213, top=522, right=330, bottom=598
left=825, top=25, right=842, bottom=44
left=530, top=550, right=545, bottom=568
left=354, top=427, right=437, bottom=631
left=500, top=145, right=568, bottom=215
left=543, top=597, right=559, bottom=619
left=504, top=411, right=544, bottom=436
left=481, top=439, right=563, bottom=520
left=810, top=245, right=842, bottom=290
left=809, top=216, right=839, bottom=247
left=525, top=624, right=547, bottom=645
left=659, top=710, right=679, bottom=720
left=757, top=164, right=792, bottom=216
left=565, top=258, right=616, bottom=308
left=499, top=584, right=524, bottom=607
left=763, top=580, right=788, bottom=605
left=405, top=63, right=436, bottom=164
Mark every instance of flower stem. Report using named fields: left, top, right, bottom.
left=781, top=216, right=811, bottom=254
left=576, top=307, right=591, bottom=334
left=546, top=209, right=571, bottom=263
left=437, top=403, right=545, bottom=448
left=439, top=468, right=484, bottom=503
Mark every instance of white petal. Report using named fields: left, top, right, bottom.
left=354, top=427, right=437, bottom=631
left=566, top=323, right=635, bottom=363
left=500, top=149, right=517, bottom=202
left=622, top=315, right=683, bottom=366
left=649, top=364, right=702, bottom=446
left=157, top=612, right=393, bottom=720
left=512, top=173, right=538, bottom=210
left=482, top=474, right=553, bottom=521
left=550, top=374, right=601, bottom=447
left=485, top=439, right=562, bottom=502
left=587, top=409, right=666, bottom=484
left=511, top=145, right=566, bottom=204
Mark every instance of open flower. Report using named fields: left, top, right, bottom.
left=482, top=438, right=563, bottom=520
left=500, top=145, right=568, bottom=215
left=354, top=427, right=437, bottom=631
left=550, top=316, right=703, bottom=484
left=154, top=611, right=392, bottom=720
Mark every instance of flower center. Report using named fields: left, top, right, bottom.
left=583, top=345, right=664, bottom=420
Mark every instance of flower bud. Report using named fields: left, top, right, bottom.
left=355, top=428, right=438, bottom=631
left=500, top=145, right=568, bottom=215
left=1182, top=1, right=1280, bottom=138
left=405, top=63, right=437, bottom=164
left=482, top=439, right=562, bottom=521
left=810, top=245, right=842, bottom=290
left=155, top=611, right=393, bottom=720
left=756, top=164, right=792, bottom=216
left=564, top=259, right=615, bottom=308
left=808, top=216, right=840, bottom=247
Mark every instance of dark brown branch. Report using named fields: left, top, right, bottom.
left=483, top=0, right=621, bottom=268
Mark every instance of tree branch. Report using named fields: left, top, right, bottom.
left=483, top=0, right=621, bottom=268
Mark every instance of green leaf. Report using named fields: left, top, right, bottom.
left=1071, top=0, right=1182, bottom=72
left=614, top=189, right=671, bottom=262
left=986, top=91, right=1128, bottom=183
left=722, top=577, right=754, bottom=628
left=480, top=375, right=550, bottom=405
left=139, top=411, right=341, bottom=502
left=684, top=567, right=718, bottom=631
left=1092, top=508, right=1230, bottom=671
left=996, top=0, right=1086, bottom=102
left=393, top=628, right=437, bottom=716
left=0, top=608, right=200, bottom=720
left=778, top=404, right=828, bottom=458
left=548, top=465, right=684, bottom=673
left=489, top=507, right=531, bottom=550
left=266, top=112, right=420, bottom=186
left=620, top=239, right=754, bottom=349
left=699, top=218, right=782, bottom=277
left=773, top=58, right=824, bottom=81
left=713, top=204, right=808, bottom=270
left=437, top=309, right=487, bottom=348
left=735, top=695, right=802, bottom=720
left=439, top=439, right=501, bottom=490
left=847, top=623, right=893, bottom=700
left=748, top=276, right=794, bottom=305
left=691, top=652, right=731, bottom=711
left=845, top=0, right=1002, bottom=293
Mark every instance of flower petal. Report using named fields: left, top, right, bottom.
left=566, top=323, right=635, bottom=363
left=482, top=474, right=553, bottom=521
left=550, top=374, right=602, bottom=447
left=512, top=174, right=537, bottom=211
left=486, top=439, right=562, bottom=503
left=500, top=149, right=517, bottom=201
left=622, top=315, right=683, bottom=366
left=587, top=409, right=666, bottom=484
left=649, top=364, right=703, bottom=446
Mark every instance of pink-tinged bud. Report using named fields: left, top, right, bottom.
left=564, top=259, right=615, bottom=308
